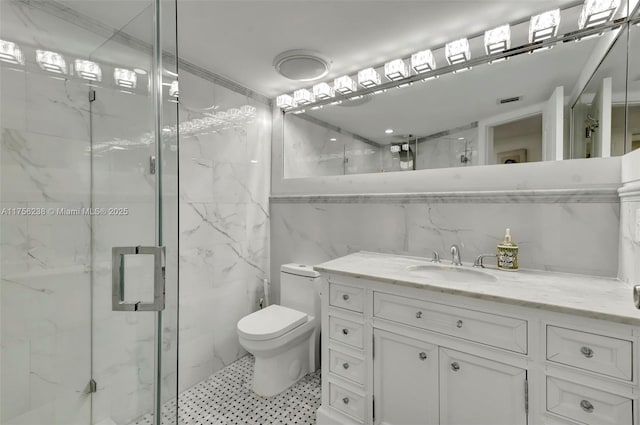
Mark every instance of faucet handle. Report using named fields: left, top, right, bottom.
left=474, top=254, right=497, bottom=268
left=431, top=250, right=441, bottom=263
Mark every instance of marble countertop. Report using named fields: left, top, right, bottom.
left=314, top=251, right=640, bottom=326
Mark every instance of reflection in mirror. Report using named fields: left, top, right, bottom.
left=282, top=1, right=635, bottom=179
left=571, top=25, right=629, bottom=158
left=628, top=15, right=640, bottom=152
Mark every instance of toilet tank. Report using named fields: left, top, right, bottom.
left=280, top=263, right=321, bottom=317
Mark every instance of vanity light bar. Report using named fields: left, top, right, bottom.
left=384, top=59, right=409, bottom=81
left=276, top=94, right=296, bottom=109
left=114, top=68, right=137, bottom=88
left=334, top=75, right=357, bottom=94
left=293, top=88, right=315, bottom=105
left=0, top=40, right=24, bottom=65
left=484, top=25, right=511, bottom=55
left=75, top=59, right=102, bottom=81
left=578, top=0, right=621, bottom=29
left=445, top=38, right=471, bottom=65
left=411, top=49, right=436, bottom=73
left=227, top=108, right=242, bottom=120
left=529, top=9, right=561, bottom=43
left=36, top=49, right=67, bottom=74
left=313, top=82, right=334, bottom=100
left=358, top=67, right=381, bottom=88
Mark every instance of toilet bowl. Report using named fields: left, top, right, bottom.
left=237, top=264, right=321, bottom=397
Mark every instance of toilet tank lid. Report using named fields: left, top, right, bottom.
left=281, top=263, right=320, bottom=278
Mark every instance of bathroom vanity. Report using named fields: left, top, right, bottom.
left=314, top=252, right=640, bottom=425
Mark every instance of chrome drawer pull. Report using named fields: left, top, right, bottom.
left=419, top=352, right=427, bottom=360
left=416, top=311, right=423, bottom=319
left=342, top=397, right=350, bottom=405
left=456, top=320, right=463, bottom=328
left=342, top=328, right=349, bottom=335
left=342, top=362, right=350, bottom=369
left=580, top=346, right=594, bottom=358
left=451, top=362, right=460, bottom=371
left=580, top=400, right=594, bottom=413
left=342, top=294, right=350, bottom=301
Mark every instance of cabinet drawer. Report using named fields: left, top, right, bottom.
left=329, top=283, right=364, bottom=313
left=374, top=292, right=527, bottom=353
left=547, top=377, right=632, bottom=425
left=546, top=326, right=632, bottom=380
left=329, top=316, right=364, bottom=349
left=329, top=349, right=365, bottom=385
left=329, top=382, right=365, bottom=422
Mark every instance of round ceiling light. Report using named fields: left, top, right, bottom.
left=273, top=49, right=330, bottom=82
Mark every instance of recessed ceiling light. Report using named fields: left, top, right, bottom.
left=273, top=49, right=330, bottom=82
left=385, top=129, right=394, bottom=134
left=329, top=137, right=337, bottom=142
left=134, top=68, right=148, bottom=75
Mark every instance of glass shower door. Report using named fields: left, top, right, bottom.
left=88, top=0, right=179, bottom=424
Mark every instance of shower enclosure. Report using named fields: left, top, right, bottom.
left=1, top=0, right=179, bottom=424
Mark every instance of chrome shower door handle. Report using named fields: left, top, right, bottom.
left=112, top=246, right=166, bottom=312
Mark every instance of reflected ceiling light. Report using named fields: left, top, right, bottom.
left=133, top=68, right=148, bottom=75
left=329, top=137, right=337, bottom=142
left=0, top=40, right=24, bottom=65
left=293, top=109, right=306, bottom=114
left=169, top=80, right=179, bottom=97
left=485, top=25, right=511, bottom=55
left=390, top=145, right=401, bottom=153
left=445, top=38, right=471, bottom=65
left=334, top=75, right=357, bottom=94
left=384, top=59, right=409, bottom=81
left=240, top=105, right=256, bottom=116
left=529, top=9, right=560, bottom=43
left=293, top=88, right=315, bottom=105
left=579, top=0, right=620, bottom=29
left=227, top=108, right=242, bottom=119
left=75, top=59, right=102, bottom=81
left=114, top=68, right=137, bottom=88
left=411, top=49, right=436, bottom=73
left=36, top=50, right=67, bottom=74
left=358, top=67, right=381, bottom=88
left=422, top=75, right=439, bottom=82
left=385, top=128, right=394, bottom=134
left=313, top=82, right=334, bottom=100
left=276, top=94, right=296, bottom=109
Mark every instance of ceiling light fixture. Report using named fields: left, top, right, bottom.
left=485, top=25, right=511, bottom=55
left=384, top=59, right=409, bottom=81
left=579, top=0, right=620, bottom=29
left=75, top=59, right=102, bottom=81
left=358, top=67, right=381, bottom=88
left=114, top=68, right=137, bottom=88
left=334, top=75, right=357, bottom=94
left=411, top=49, right=436, bottom=73
left=385, top=128, right=394, bottom=134
left=445, top=38, right=471, bottom=65
left=36, top=50, right=67, bottom=74
left=313, top=82, right=334, bottom=100
left=133, top=68, right=148, bottom=75
left=529, top=9, right=560, bottom=43
left=273, top=49, right=330, bottom=81
left=293, top=88, right=315, bottom=105
left=0, top=40, right=24, bottom=65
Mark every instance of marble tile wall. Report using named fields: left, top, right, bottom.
left=270, top=194, right=620, bottom=304
left=619, top=148, right=640, bottom=284
left=177, top=70, right=271, bottom=393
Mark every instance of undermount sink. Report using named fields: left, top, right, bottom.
left=406, top=263, right=497, bottom=283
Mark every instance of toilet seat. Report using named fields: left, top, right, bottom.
left=237, top=305, right=308, bottom=341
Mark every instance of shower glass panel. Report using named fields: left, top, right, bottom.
left=0, top=0, right=178, bottom=424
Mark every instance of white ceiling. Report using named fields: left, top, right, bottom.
left=172, top=0, right=581, bottom=97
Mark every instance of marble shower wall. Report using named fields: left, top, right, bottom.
left=619, top=148, right=640, bottom=284
left=270, top=193, right=620, bottom=304
left=177, top=70, right=271, bottom=393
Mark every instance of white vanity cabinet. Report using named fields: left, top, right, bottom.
left=315, top=267, right=640, bottom=425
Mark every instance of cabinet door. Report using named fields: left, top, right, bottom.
left=373, top=329, right=438, bottom=425
left=439, top=348, right=527, bottom=425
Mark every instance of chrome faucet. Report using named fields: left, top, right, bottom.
left=473, top=254, right=497, bottom=268
left=431, top=250, right=441, bottom=263
left=450, top=245, right=462, bottom=266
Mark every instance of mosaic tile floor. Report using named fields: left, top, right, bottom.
left=130, top=355, right=321, bottom=425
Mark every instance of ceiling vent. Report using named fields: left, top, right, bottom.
left=273, top=49, right=330, bottom=82
left=498, top=96, right=521, bottom=104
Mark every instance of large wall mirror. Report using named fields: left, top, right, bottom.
left=281, top=1, right=640, bottom=178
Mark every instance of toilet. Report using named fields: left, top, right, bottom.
left=237, top=264, right=321, bottom=397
